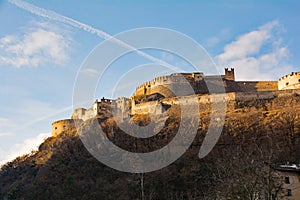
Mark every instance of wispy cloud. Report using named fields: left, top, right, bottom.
left=0, top=117, right=16, bottom=137
left=0, top=98, right=72, bottom=141
left=217, top=21, right=279, bottom=61
left=216, top=20, right=292, bottom=80
left=0, top=132, right=50, bottom=166
left=82, top=68, right=100, bottom=77
left=0, top=100, right=73, bottom=165
left=0, top=22, right=71, bottom=68
left=8, top=0, right=180, bottom=71
left=4, top=98, right=73, bottom=129
left=205, top=36, right=220, bottom=47
left=0, top=132, right=13, bottom=137
left=204, top=28, right=231, bottom=48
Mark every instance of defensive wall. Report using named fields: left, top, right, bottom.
left=131, top=100, right=164, bottom=115
left=132, top=68, right=279, bottom=102
left=134, top=79, right=278, bottom=102
left=236, top=81, right=278, bottom=92
left=134, top=73, right=204, bottom=98
left=94, top=98, right=114, bottom=117
left=52, top=119, right=83, bottom=137
left=72, top=97, right=130, bottom=121
left=72, top=108, right=94, bottom=121
left=278, top=72, right=300, bottom=90
left=63, top=69, right=300, bottom=134
left=130, top=89, right=300, bottom=115
left=113, top=97, right=130, bottom=119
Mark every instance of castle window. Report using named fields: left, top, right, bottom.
left=285, top=176, right=290, bottom=184
left=55, top=127, right=57, bottom=130
left=287, top=189, right=292, bottom=196
left=286, top=82, right=289, bottom=86
left=298, top=79, right=300, bottom=82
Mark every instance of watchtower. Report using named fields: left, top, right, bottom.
left=224, top=68, right=235, bottom=81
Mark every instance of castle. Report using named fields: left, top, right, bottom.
left=133, top=68, right=278, bottom=100
left=52, top=68, right=300, bottom=136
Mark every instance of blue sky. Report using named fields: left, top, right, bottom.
left=0, top=0, right=299, bottom=164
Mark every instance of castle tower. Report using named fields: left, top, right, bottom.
left=93, top=99, right=99, bottom=116
left=278, top=71, right=300, bottom=90
left=224, top=68, right=235, bottom=81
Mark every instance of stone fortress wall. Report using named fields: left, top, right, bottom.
left=134, top=69, right=235, bottom=98
left=71, top=97, right=130, bottom=121
left=51, top=69, right=300, bottom=136
left=130, top=68, right=300, bottom=115
left=133, top=68, right=279, bottom=101
left=72, top=108, right=94, bottom=121
left=235, top=81, right=278, bottom=92
left=131, top=89, right=300, bottom=116
left=71, top=97, right=129, bottom=120
left=131, top=100, right=164, bottom=115
left=51, top=119, right=83, bottom=137
left=134, top=72, right=205, bottom=98
left=278, top=72, right=300, bottom=90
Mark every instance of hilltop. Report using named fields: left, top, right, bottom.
left=1, top=93, right=300, bottom=199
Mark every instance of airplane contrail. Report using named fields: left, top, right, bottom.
left=8, top=0, right=178, bottom=70
left=7, top=0, right=179, bottom=129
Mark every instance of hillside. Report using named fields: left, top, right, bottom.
left=1, top=93, right=300, bottom=199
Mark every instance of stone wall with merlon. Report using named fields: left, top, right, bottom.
left=52, top=119, right=82, bottom=137
left=278, top=72, right=300, bottom=90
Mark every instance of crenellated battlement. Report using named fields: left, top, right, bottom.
left=136, top=73, right=204, bottom=90
left=52, top=119, right=83, bottom=137
left=53, top=68, right=299, bottom=137
left=134, top=68, right=242, bottom=99
left=278, top=71, right=300, bottom=90
left=279, top=72, right=300, bottom=81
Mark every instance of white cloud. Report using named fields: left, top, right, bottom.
left=258, top=47, right=288, bottom=69
left=0, top=22, right=71, bottom=68
left=0, top=99, right=72, bottom=166
left=216, top=20, right=292, bottom=80
left=0, top=35, right=17, bottom=46
left=0, top=132, right=50, bottom=166
left=217, top=21, right=279, bottom=62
